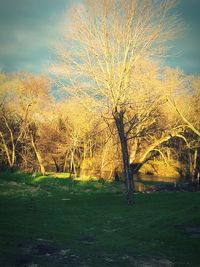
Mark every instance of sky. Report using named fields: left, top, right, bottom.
left=0, top=0, right=200, bottom=75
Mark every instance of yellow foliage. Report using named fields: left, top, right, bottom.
left=140, top=159, right=181, bottom=178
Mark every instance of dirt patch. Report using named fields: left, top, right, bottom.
left=16, top=238, right=175, bottom=267
left=102, top=253, right=174, bottom=267
left=79, top=235, right=96, bottom=244
left=121, top=259, right=173, bottom=267
left=184, top=227, right=200, bottom=238
left=16, top=238, right=75, bottom=266
left=174, top=224, right=200, bottom=239
left=133, top=258, right=174, bottom=266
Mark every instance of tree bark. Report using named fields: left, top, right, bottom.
left=53, top=156, right=60, bottom=172
left=70, top=149, right=77, bottom=177
left=189, top=148, right=199, bottom=182
left=31, top=134, right=46, bottom=176
left=114, top=110, right=134, bottom=204
left=0, top=131, right=15, bottom=169
left=63, top=149, right=69, bottom=172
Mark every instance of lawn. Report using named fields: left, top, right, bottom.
left=0, top=171, right=200, bottom=267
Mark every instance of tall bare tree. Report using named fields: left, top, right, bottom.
left=53, top=0, right=183, bottom=203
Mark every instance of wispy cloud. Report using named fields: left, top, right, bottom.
left=0, top=0, right=70, bottom=73
left=0, top=0, right=199, bottom=74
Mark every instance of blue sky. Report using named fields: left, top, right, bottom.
left=0, top=0, right=200, bottom=75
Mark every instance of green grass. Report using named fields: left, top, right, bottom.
left=0, top=171, right=200, bottom=267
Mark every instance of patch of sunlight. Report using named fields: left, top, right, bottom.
left=33, top=176, right=49, bottom=182
left=33, top=172, right=70, bottom=182
left=76, top=176, right=112, bottom=184
left=75, top=176, right=97, bottom=181
left=52, top=172, right=71, bottom=179
left=94, top=183, right=103, bottom=189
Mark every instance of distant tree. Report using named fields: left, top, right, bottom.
left=166, top=73, right=200, bottom=180
left=52, top=98, right=98, bottom=176
left=0, top=73, right=31, bottom=169
left=20, top=74, right=52, bottom=175
left=0, top=73, right=51, bottom=174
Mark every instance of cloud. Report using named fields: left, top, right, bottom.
left=0, top=0, right=199, bottom=74
left=0, top=0, right=71, bottom=73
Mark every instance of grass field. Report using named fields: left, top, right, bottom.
left=0, top=171, right=200, bottom=267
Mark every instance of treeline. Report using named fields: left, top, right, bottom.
left=0, top=65, right=199, bottom=181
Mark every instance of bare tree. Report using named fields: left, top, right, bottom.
left=0, top=73, right=51, bottom=174
left=166, top=73, right=200, bottom=180
left=53, top=0, right=182, bottom=203
left=0, top=73, right=32, bottom=169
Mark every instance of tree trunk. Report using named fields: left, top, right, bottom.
left=0, top=131, right=15, bottom=169
left=189, top=148, right=199, bottom=182
left=114, top=110, right=134, bottom=204
left=70, top=149, right=77, bottom=178
left=53, top=156, right=60, bottom=172
left=31, top=134, right=46, bottom=176
left=63, top=149, right=69, bottom=172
